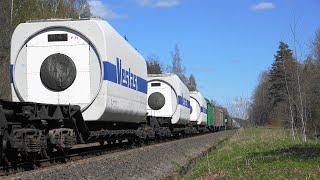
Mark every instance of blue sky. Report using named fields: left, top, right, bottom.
left=88, top=0, right=320, bottom=108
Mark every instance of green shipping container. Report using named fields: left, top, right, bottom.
left=220, top=110, right=225, bottom=126
left=206, top=100, right=214, bottom=127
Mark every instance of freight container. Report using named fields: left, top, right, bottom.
left=220, top=110, right=225, bottom=127
left=10, top=19, right=147, bottom=124
left=214, top=107, right=222, bottom=128
left=147, top=74, right=190, bottom=125
left=190, top=91, right=207, bottom=125
left=205, top=99, right=213, bottom=127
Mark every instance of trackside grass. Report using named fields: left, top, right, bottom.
left=184, top=128, right=320, bottom=179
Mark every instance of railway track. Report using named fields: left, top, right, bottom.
left=0, top=132, right=211, bottom=177
left=0, top=141, right=133, bottom=176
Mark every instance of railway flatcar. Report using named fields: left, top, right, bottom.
left=189, top=91, right=207, bottom=132
left=147, top=74, right=191, bottom=136
left=1, top=18, right=153, bottom=163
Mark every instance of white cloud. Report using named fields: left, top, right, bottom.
left=251, top=2, right=275, bottom=11
left=135, top=0, right=180, bottom=8
left=88, top=0, right=122, bottom=19
left=155, top=0, right=180, bottom=7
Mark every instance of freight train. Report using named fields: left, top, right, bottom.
left=0, top=18, right=227, bottom=165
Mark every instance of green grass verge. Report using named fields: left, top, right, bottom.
left=184, top=128, right=320, bottom=179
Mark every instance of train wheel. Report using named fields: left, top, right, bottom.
left=144, top=136, right=150, bottom=145
left=0, top=135, right=6, bottom=166
left=1, top=131, right=11, bottom=166
left=99, top=140, right=105, bottom=146
left=134, top=137, right=143, bottom=147
left=41, top=148, right=49, bottom=160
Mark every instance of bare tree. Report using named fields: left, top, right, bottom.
left=228, top=96, right=250, bottom=120
left=282, top=55, right=297, bottom=140
left=248, top=71, right=272, bottom=126
left=313, top=30, right=320, bottom=62
left=291, top=25, right=307, bottom=142
left=78, top=0, right=91, bottom=18
left=187, top=74, right=197, bottom=91
left=170, top=44, right=186, bottom=80
left=146, top=55, right=163, bottom=74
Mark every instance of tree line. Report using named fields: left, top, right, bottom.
left=146, top=44, right=197, bottom=91
left=0, top=0, right=91, bottom=99
left=248, top=30, right=320, bottom=140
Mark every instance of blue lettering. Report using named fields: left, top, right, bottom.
left=103, top=61, right=147, bottom=94
left=134, top=75, right=137, bottom=89
left=128, top=68, right=131, bottom=88
left=115, top=58, right=140, bottom=91
left=122, top=69, right=126, bottom=86
left=126, top=70, right=129, bottom=87
left=116, top=58, right=122, bottom=84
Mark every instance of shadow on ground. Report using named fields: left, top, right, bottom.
left=247, top=144, right=320, bottom=161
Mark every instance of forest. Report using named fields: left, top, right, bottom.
left=248, top=30, right=320, bottom=140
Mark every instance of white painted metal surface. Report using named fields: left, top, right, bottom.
left=190, top=91, right=207, bottom=125
left=11, top=19, right=147, bottom=123
left=25, top=31, right=91, bottom=105
left=147, top=74, right=190, bottom=125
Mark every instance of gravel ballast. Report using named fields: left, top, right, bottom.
left=5, top=131, right=234, bottom=180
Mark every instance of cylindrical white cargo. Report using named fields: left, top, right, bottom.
left=190, top=91, right=207, bottom=125
left=147, top=74, right=190, bottom=125
left=10, top=19, right=147, bottom=123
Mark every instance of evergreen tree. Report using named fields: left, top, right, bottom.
left=269, top=41, right=294, bottom=105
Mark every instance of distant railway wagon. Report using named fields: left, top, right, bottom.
left=221, top=109, right=225, bottom=127
left=205, top=99, right=214, bottom=131
left=189, top=91, right=207, bottom=132
left=146, top=74, right=192, bottom=136
left=214, top=107, right=224, bottom=130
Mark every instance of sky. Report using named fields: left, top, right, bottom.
left=88, top=0, right=320, bottom=110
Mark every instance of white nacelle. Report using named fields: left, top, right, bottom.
left=190, top=91, right=207, bottom=125
left=10, top=19, right=147, bottom=123
left=147, top=74, right=190, bottom=125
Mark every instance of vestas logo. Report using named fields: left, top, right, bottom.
left=181, top=97, right=189, bottom=107
left=201, top=107, right=207, bottom=114
left=178, top=95, right=190, bottom=109
left=102, top=58, right=147, bottom=94
left=116, top=58, right=138, bottom=90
